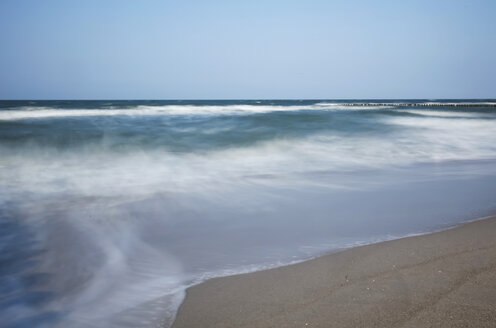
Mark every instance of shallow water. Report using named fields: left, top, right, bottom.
left=1, top=100, right=495, bottom=327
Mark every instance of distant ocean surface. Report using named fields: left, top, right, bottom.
left=1, top=100, right=496, bottom=327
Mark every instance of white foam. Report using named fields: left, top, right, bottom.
left=0, top=103, right=400, bottom=120
left=7, top=102, right=492, bottom=121
left=0, top=105, right=313, bottom=120
left=315, top=102, right=394, bottom=110
left=403, top=109, right=490, bottom=118
left=418, top=101, right=496, bottom=106
left=2, top=114, right=496, bottom=200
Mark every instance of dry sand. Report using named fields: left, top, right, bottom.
left=172, top=217, right=496, bottom=328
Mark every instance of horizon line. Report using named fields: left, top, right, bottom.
left=1, top=98, right=495, bottom=101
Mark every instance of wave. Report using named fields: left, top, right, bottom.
left=2, top=101, right=494, bottom=121
left=0, top=105, right=311, bottom=120
left=2, top=121, right=496, bottom=199
left=402, top=110, right=482, bottom=118
left=0, top=103, right=407, bottom=121
left=314, top=102, right=395, bottom=110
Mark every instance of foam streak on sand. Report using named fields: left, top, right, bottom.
left=172, top=217, right=496, bottom=328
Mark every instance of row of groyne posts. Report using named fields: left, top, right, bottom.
left=342, top=102, right=496, bottom=108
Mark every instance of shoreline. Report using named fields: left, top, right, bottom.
left=172, top=216, right=496, bottom=327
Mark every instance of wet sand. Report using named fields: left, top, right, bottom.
left=172, top=217, right=496, bottom=328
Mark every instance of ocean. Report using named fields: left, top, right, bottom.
left=1, top=100, right=496, bottom=327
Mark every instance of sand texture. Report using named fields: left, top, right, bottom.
left=172, top=217, right=496, bottom=328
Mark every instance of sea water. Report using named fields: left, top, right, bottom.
left=1, top=100, right=496, bottom=327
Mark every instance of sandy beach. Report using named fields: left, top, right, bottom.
left=172, top=217, right=496, bottom=328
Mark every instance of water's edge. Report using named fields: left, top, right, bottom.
left=171, top=213, right=496, bottom=327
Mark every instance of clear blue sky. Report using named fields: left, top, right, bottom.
left=1, top=0, right=495, bottom=99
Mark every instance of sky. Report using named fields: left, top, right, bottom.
left=0, top=0, right=495, bottom=99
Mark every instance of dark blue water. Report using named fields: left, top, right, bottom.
left=1, top=100, right=496, bottom=327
